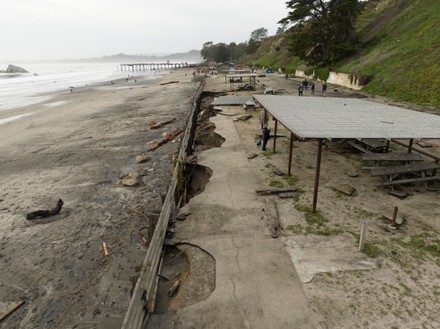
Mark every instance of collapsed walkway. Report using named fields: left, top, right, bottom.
left=149, top=95, right=319, bottom=328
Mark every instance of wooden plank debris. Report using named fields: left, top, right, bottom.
left=265, top=198, right=282, bottom=238
left=256, top=188, right=298, bottom=195
left=0, top=300, right=25, bottom=322
left=102, top=242, right=109, bottom=257
left=167, top=278, right=181, bottom=297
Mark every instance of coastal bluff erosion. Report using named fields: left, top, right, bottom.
left=0, top=64, right=28, bottom=73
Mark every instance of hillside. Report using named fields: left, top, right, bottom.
left=245, top=0, right=440, bottom=108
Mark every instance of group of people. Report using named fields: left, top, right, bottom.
left=298, top=78, right=326, bottom=96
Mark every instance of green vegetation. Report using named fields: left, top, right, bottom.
left=279, top=0, right=363, bottom=66
left=339, top=0, right=440, bottom=106
left=242, top=0, right=440, bottom=107
left=282, top=174, right=299, bottom=186
left=363, top=240, right=385, bottom=258
left=292, top=203, right=343, bottom=236
left=269, top=179, right=284, bottom=188
left=360, top=233, right=440, bottom=267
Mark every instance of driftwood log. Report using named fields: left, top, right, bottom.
left=217, top=112, right=238, bottom=117
left=233, top=114, right=252, bottom=122
left=148, top=118, right=176, bottom=129
left=265, top=198, right=282, bottom=238
left=160, top=81, right=179, bottom=86
left=148, top=129, right=183, bottom=151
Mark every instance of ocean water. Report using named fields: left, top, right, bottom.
left=0, top=62, right=151, bottom=112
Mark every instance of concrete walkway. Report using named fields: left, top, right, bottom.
left=150, top=107, right=318, bottom=328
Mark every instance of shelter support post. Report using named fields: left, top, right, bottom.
left=288, top=133, right=294, bottom=176
left=408, top=139, right=414, bottom=153
left=312, top=139, right=324, bottom=213
left=273, top=120, right=278, bottom=153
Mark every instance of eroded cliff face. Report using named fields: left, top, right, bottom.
left=2, top=64, right=28, bottom=73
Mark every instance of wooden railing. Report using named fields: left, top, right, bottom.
left=121, top=82, right=204, bottom=329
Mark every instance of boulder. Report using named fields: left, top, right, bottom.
left=135, top=155, right=150, bottom=164
left=176, top=205, right=190, bottom=220
left=4, top=64, right=28, bottom=73
left=120, top=172, right=140, bottom=187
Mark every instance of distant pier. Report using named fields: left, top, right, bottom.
left=119, top=62, right=190, bottom=72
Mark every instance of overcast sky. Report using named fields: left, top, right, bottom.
left=1, top=0, right=288, bottom=61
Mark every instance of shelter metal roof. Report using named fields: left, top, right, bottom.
left=226, top=73, right=259, bottom=78
left=211, top=96, right=253, bottom=106
left=222, top=69, right=251, bottom=73
left=253, top=95, right=440, bottom=140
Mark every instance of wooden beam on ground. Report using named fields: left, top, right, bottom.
left=256, top=188, right=298, bottom=195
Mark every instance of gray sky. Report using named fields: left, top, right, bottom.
left=1, top=0, right=288, bottom=61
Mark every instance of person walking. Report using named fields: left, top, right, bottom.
left=302, top=79, right=308, bottom=90
left=310, top=82, right=315, bottom=95
left=298, top=84, right=303, bottom=96
left=322, top=82, right=327, bottom=96
left=258, top=109, right=270, bottom=151
left=261, top=123, right=270, bottom=151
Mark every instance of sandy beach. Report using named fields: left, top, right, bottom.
left=0, top=69, right=201, bottom=328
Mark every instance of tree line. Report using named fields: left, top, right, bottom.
left=201, top=0, right=366, bottom=67
left=201, top=27, right=268, bottom=64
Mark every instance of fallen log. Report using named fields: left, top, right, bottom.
left=148, top=118, right=176, bottom=129
left=256, top=188, right=298, bottom=195
left=148, top=128, right=183, bottom=151
left=233, top=114, right=252, bottom=122
left=0, top=300, right=25, bottom=322
left=217, top=112, right=239, bottom=117
left=160, top=81, right=179, bottom=86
